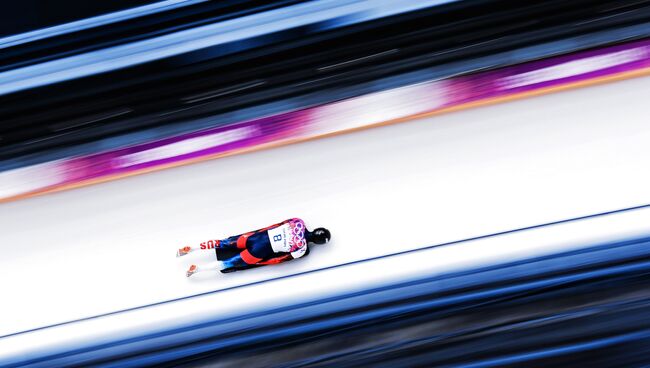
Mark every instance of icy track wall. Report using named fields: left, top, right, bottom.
left=3, top=38, right=650, bottom=202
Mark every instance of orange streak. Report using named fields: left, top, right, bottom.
left=4, top=65, right=650, bottom=204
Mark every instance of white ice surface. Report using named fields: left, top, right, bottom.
left=1, top=75, right=650, bottom=336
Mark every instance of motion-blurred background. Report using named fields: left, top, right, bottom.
left=1, top=1, right=650, bottom=366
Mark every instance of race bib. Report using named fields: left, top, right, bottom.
left=267, top=224, right=291, bottom=252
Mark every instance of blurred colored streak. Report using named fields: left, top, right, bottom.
left=0, top=0, right=207, bottom=47
left=0, top=0, right=457, bottom=95
left=3, top=1, right=648, bottom=167
left=2, top=38, right=650, bottom=202
left=2, top=204, right=650, bottom=367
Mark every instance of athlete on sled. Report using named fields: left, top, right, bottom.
left=177, top=218, right=330, bottom=276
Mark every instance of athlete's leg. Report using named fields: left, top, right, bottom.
left=215, top=236, right=240, bottom=249
left=186, top=259, right=224, bottom=277
left=221, top=253, right=249, bottom=270
left=247, top=238, right=275, bottom=260
left=185, top=253, right=248, bottom=277
left=176, top=236, right=240, bottom=257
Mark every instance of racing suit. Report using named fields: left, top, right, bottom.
left=210, top=218, right=309, bottom=273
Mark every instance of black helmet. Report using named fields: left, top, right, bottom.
left=310, top=228, right=331, bottom=244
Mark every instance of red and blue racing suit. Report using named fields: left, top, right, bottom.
left=209, top=218, right=309, bottom=273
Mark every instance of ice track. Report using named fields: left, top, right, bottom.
left=2, top=75, right=650, bottom=336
